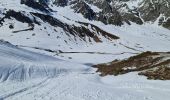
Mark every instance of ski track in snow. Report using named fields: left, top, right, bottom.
left=0, top=38, right=170, bottom=100
left=0, top=78, right=49, bottom=100
left=0, top=42, right=169, bottom=100
left=1, top=72, right=170, bottom=100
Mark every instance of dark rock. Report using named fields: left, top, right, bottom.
left=0, top=10, right=40, bottom=25
left=163, top=18, right=170, bottom=29
left=32, top=12, right=119, bottom=42
left=72, top=1, right=96, bottom=20
left=21, top=0, right=52, bottom=13
left=53, top=0, right=68, bottom=7
left=9, top=24, right=14, bottom=29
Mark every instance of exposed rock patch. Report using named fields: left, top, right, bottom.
left=93, top=51, right=170, bottom=80
left=71, top=0, right=170, bottom=28
left=0, top=10, right=39, bottom=25
left=0, top=8, right=119, bottom=42
left=32, top=12, right=119, bottom=42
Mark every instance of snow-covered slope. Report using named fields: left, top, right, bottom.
left=1, top=40, right=170, bottom=100
left=0, top=40, right=89, bottom=81
left=0, top=0, right=170, bottom=100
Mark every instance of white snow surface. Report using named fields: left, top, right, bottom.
left=0, top=40, right=89, bottom=81
left=0, top=0, right=170, bottom=100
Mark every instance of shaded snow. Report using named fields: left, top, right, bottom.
left=0, top=40, right=89, bottom=81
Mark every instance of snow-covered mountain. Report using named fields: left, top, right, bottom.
left=0, top=0, right=170, bottom=100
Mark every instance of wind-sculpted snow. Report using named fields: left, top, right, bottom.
left=0, top=40, right=89, bottom=81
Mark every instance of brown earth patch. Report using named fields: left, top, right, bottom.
left=93, top=51, right=170, bottom=80
left=139, top=66, right=170, bottom=80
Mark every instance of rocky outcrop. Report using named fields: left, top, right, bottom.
left=94, top=51, right=170, bottom=80
left=19, top=0, right=170, bottom=28
left=70, top=0, right=170, bottom=28
left=71, top=0, right=96, bottom=20
left=53, top=0, right=68, bottom=7
left=32, top=12, right=119, bottom=42
left=137, top=0, right=170, bottom=28
left=162, top=18, right=170, bottom=29
left=71, top=0, right=123, bottom=26
left=0, top=10, right=39, bottom=25
left=21, top=0, right=51, bottom=13
left=0, top=8, right=119, bottom=42
left=97, top=1, right=123, bottom=26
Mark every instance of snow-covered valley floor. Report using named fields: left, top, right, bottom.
left=2, top=72, right=170, bottom=100
left=0, top=0, right=170, bottom=99
left=0, top=23, right=170, bottom=100
left=0, top=38, right=170, bottom=100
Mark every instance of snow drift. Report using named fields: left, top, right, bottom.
left=0, top=40, right=88, bottom=81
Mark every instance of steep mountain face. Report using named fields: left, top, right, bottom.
left=0, top=0, right=119, bottom=47
left=70, top=0, right=170, bottom=28
left=71, top=0, right=123, bottom=25
left=139, top=0, right=170, bottom=28
left=71, top=0, right=96, bottom=20
left=0, top=0, right=170, bottom=52
left=0, top=0, right=169, bottom=44
left=54, top=0, right=68, bottom=6
left=2, top=0, right=169, bottom=30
